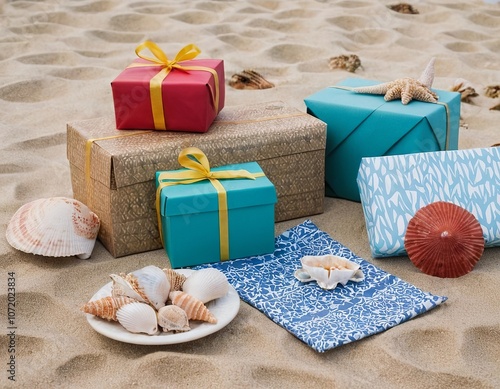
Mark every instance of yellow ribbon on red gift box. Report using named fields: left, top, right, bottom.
left=127, top=41, right=220, bottom=131
left=156, top=147, right=265, bottom=261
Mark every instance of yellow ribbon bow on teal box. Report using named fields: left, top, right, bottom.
left=156, top=147, right=277, bottom=268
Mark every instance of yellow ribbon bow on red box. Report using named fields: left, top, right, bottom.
left=156, top=147, right=264, bottom=261
left=128, top=41, right=220, bottom=130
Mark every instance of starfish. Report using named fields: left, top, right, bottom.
left=352, top=58, right=439, bottom=105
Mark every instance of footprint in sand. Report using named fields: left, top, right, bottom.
left=133, top=355, right=220, bottom=385
left=0, top=164, right=27, bottom=174
left=5, top=132, right=66, bottom=152
left=66, top=0, right=115, bottom=13
left=335, top=0, right=372, bottom=8
left=445, top=41, right=479, bottom=53
left=128, top=2, right=176, bottom=15
left=250, top=364, right=336, bottom=387
left=461, top=325, right=500, bottom=377
left=445, top=29, right=491, bottom=42
left=217, top=34, right=261, bottom=51
left=246, top=18, right=307, bottom=33
left=274, top=8, right=318, bottom=19
left=327, top=16, right=371, bottom=31
left=0, top=79, right=68, bottom=103
left=75, top=50, right=122, bottom=59
left=344, top=29, right=393, bottom=46
left=483, top=39, right=500, bottom=54
left=28, top=11, right=76, bottom=26
left=55, top=354, right=107, bottom=382
left=266, top=44, right=325, bottom=64
left=49, top=67, right=115, bottom=80
left=385, top=328, right=462, bottom=370
left=86, top=29, right=145, bottom=43
left=9, top=23, right=73, bottom=36
left=468, top=13, right=500, bottom=28
left=16, top=51, right=80, bottom=66
left=108, top=13, right=162, bottom=32
left=170, top=10, right=220, bottom=25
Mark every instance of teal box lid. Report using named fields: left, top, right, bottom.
left=304, top=78, right=461, bottom=202
left=156, top=161, right=277, bottom=216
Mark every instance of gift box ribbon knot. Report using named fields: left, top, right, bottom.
left=127, top=41, right=220, bottom=131
left=156, top=147, right=265, bottom=261
left=330, top=85, right=452, bottom=149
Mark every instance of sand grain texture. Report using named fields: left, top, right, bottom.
left=1, top=0, right=499, bottom=388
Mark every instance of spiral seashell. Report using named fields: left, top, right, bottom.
left=418, top=57, right=435, bottom=89
left=157, top=305, right=191, bottom=333
left=163, top=268, right=187, bottom=292
left=5, top=197, right=100, bottom=259
left=169, top=291, right=217, bottom=324
left=404, top=201, right=485, bottom=278
left=81, top=296, right=136, bottom=321
left=125, top=265, right=171, bottom=310
left=115, top=302, right=158, bottom=335
left=182, top=268, right=229, bottom=304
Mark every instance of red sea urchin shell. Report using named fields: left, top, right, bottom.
left=404, top=201, right=485, bottom=278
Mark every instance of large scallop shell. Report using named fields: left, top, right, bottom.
left=181, top=268, right=229, bottom=304
left=169, top=291, right=217, bottom=324
left=157, top=305, right=191, bottom=333
left=404, top=201, right=485, bottom=278
left=81, top=296, right=136, bottom=321
left=116, top=302, right=159, bottom=335
left=294, top=255, right=364, bottom=290
left=5, top=197, right=100, bottom=259
left=125, top=265, right=171, bottom=310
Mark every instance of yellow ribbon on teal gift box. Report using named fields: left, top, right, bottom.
left=127, top=41, right=220, bottom=130
left=155, top=147, right=265, bottom=261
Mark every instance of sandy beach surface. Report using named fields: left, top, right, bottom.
left=1, top=0, right=499, bottom=387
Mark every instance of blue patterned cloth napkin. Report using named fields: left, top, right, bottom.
left=195, top=220, right=447, bottom=352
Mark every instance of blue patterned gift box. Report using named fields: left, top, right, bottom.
left=357, top=147, right=500, bottom=258
left=195, top=220, right=447, bottom=352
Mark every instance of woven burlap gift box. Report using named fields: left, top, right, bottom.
left=67, top=101, right=326, bottom=257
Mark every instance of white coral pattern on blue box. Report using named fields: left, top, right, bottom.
left=358, top=147, right=500, bottom=257
left=195, top=220, right=446, bottom=353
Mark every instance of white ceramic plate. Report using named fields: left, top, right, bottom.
left=85, top=269, right=240, bottom=345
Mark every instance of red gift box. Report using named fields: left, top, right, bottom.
left=111, top=42, right=225, bottom=132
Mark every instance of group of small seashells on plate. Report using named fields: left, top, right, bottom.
left=82, top=265, right=229, bottom=335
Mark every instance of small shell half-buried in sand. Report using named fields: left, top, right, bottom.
left=228, top=69, right=274, bottom=90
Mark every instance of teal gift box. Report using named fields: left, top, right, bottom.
left=156, top=150, right=277, bottom=268
left=304, top=78, right=461, bottom=202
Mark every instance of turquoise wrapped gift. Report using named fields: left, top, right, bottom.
left=357, top=147, right=500, bottom=258
left=304, top=78, right=461, bottom=201
left=156, top=147, right=277, bottom=268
